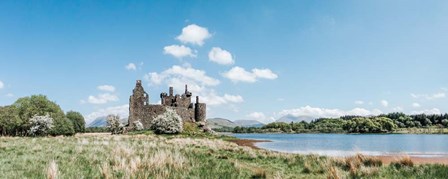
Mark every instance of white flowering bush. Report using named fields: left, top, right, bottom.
left=133, top=120, right=144, bottom=131
left=107, top=114, right=124, bottom=135
left=29, top=114, right=54, bottom=136
left=150, top=108, right=183, bottom=134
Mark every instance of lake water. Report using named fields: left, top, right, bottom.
left=232, top=133, right=448, bottom=157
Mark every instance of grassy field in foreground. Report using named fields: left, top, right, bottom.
left=1, top=134, right=447, bottom=179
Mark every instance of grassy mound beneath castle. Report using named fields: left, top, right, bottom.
left=1, top=134, right=447, bottom=178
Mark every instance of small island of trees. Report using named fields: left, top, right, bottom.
left=233, top=113, right=448, bottom=134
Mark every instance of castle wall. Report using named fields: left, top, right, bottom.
left=129, top=81, right=206, bottom=130
left=195, top=103, right=206, bottom=122
left=174, top=107, right=195, bottom=122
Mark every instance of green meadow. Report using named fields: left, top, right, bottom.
left=1, top=133, right=447, bottom=179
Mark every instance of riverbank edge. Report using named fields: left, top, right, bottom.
left=229, top=138, right=448, bottom=165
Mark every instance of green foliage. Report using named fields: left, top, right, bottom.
left=50, top=117, right=75, bottom=136
left=84, top=127, right=109, bottom=133
left=66, top=111, right=85, bottom=133
left=0, top=95, right=76, bottom=136
left=0, top=105, right=22, bottom=135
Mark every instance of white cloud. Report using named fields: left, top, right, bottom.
left=125, top=63, right=137, bottom=71
left=392, top=106, right=403, bottom=112
left=145, top=65, right=219, bottom=87
left=411, top=92, right=446, bottom=100
left=222, top=66, right=278, bottom=83
left=279, top=106, right=383, bottom=119
left=97, top=85, right=116, bottom=92
left=85, top=104, right=129, bottom=124
left=381, top=100, right=389, bottom=107
left=145, top=65, right=242, bottom=106
left=208, top=47, right=234, bottom=65
left=222, top=67, right=257, bottom=83
left=252, top=68, right=278, bottom=80
left=0, top=80, right=4, bottom=89
left=200, top=92, right=244, bottom=106
left=354, top=100, right=364, bottom=105
left=176, top=24, right=211, bottom=46
left=5, top=93, right=14, bottom=97
left=412, top=102, right=421, bottom=108
left=411, top=108, right=441, bottom=115
left=246, top=112, right=274, bottom=124
left=88, top=93, right=119, bottom=104
left=163, top=45, right=197, bottom=58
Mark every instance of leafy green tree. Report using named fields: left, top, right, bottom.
left=66, top=111, right=86, bottom=133
left=441, top=119, right=448, bottom=127
left=0, top=105, right=22, bottom=136
left=13, top=95, right=75, bottom=136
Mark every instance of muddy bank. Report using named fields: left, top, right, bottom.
left=228, top=139, right=271, bottom=149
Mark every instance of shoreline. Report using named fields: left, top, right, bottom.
left=230, top=138, right=448, bottom=165
left=228, top=139, right=271, bottom=149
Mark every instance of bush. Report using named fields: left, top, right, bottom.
left=66, top=111, right=85, bottom=133
left=151, top=108, right=183, bottom=134
left=50, top=117, right=75, bottom=136
left=106, top=115, right=124, bottom=135
left=133, top=120, right=144, bottom=131
left=28, top=115, right=54, bottom=136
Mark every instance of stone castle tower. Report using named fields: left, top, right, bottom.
left=128, top=80, right=206, bottom=129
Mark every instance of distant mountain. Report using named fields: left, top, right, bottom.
left=277, top=115, right=316, bottom=123
left=233, top=120, right=264, bottom=128
left=88, top=117, right=128, bottom=127
left=207, top=118, right=265, bottom=129
left=207, top=118, right=237, bottom=129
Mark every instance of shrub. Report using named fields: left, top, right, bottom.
left=151, top=108, right=183, bottom=134
left=106, top=114, right=124, bottom=135
left=66, top=111, right=86, bottom=133
left=50, top=117, right=75, bottom=136
left=28, top=114, right=54, bottom=136
left=133, top=120, right=144, bottom=131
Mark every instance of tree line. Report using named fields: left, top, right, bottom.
left=233, top=112, right=448, bottom=134
left=0, top=95, right=85, bottom=136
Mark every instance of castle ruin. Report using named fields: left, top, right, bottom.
left=128, top=80, right=206, bottom=129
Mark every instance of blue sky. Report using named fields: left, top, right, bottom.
left=0, top=0, right=447, bottom=124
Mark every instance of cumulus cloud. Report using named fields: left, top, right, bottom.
left=411, top=108, right=441, bottom=115
left=5, top=93, right=14, bottom=97
left=381, top=100, right=389, bottom=107
left=246, top=112, right=274, bottom=124
left=97, top=85, right=116, bottom=92
left=0, top=80, right=4, bottom=89
left=222, top=66, right=278, bottom=83
left=145, top=65, right=219, bottom=87
left=145, top=65, right=243, bottom=106
left=279, top=106, right=383, bottom=120
left=85, top=104, right=129, bottom=124
left=411, top=92, right=446, bottom=100
left=412, top=102, right=421, bottom=108
left=163, top=45, right=197, bottom=58
left=88, top=93, right=119, bottom=104
left=176, top=24, right=211, bottom=46
left=354, top=100, right=364, bottom=105
left=208, top=47, right=234, bottom=65
left=125, top=63, right=137, bottom=71
left=392, top=106, right=403, bottom=112
left=200, top=92, right=244, bottom=106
